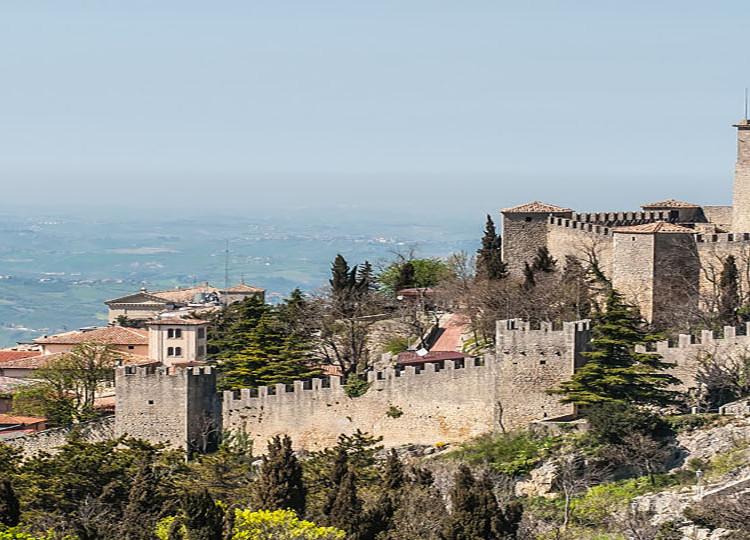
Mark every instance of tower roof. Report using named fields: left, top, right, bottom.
left=613, top=222, right=695, bottom=234
left=641, top=199, right=700, bottom=209
left=500, top=201, right=573, bottom=214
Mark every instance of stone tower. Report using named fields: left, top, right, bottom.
left=732, top=119, right=750, bottom=232
left=114, top=365, right=220, bottom=453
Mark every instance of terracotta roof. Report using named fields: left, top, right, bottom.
left=0, top=414, right=45, bottom=425
left=145, top=318, right=209, bottom=326
left=642, top=199, right=700, bottom=209
left=0, top=351, right=42, bottom=363
left=500, top=201, right=573, bottom=214
left=396, top=287, right=433, bottom=297
left=220, top=282, right=265, bottom=293
left=148, top=285, right=220, bottom=304
left=104, top=291, right=170, bottom=305
left=397, top=351, right=473, bottom=365
left=0, top=351, right=148, bottom=370
left=34, top=327, right=148, bottom=346
left=613, top=222, right=695, bottom=234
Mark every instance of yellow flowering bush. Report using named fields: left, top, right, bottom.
left=232, top=509, right=345, bottom=540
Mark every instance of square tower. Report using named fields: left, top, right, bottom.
left=732, top=119, right=750, bottom=232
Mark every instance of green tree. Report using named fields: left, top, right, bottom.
left=179, top=489, right=224, bottom=540
left=252, top=435, right=306, bottom=516
left=121, top=457, right=162, bottom=540
left=207, top=295, right=270, bottom=361
left=377, top=258, right=452, bottom=295
left=550, top=290, right=680, bottom=407
left=531, top=246, right=556, bottom=273
left=322, top=450, right=363, bottom=539
left=719, top=255, right=740, bottom=326
left=363, top=450, right=404, bottom=539
left=0, top=480, right=19, bottom=528
left=476, top=215, right=507, bottom=280
left=329, top=254, right=358, bottom=298
left=13, top=341, right=120, bottom=426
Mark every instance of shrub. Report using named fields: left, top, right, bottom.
left=445, top=429, right=559, bottom=476
left=584, top=402, right=666, bottom=444
left=386, top=406, right=403, bottom=418
left=384, top=336, right=409, bottom=355
left=665, top=414, right=719, bottom=434
left=233, top=509, right=345, bottom=540
left=343, top=374, right=371, bottom=398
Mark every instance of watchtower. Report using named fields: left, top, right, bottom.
left=114, top=365, right=220, bottom=454
left=732, top=119, right=750, bottom=232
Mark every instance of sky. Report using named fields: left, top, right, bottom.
left=1, top=1, right=749, bottom=217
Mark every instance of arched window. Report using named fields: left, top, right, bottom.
left=167, top=347, right=174, bottom=356
left=175, top=347, right=182, bottom=357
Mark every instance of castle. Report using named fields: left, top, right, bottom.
left=11, top=117, right=750, bottom=456
left=500, top=119, right=750, bottom=324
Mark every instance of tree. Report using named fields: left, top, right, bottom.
left=13, top=341, right=120, bottom=425
left=531, top=246, right=556, bottom=273
left=476, top=215, right=507, bottom=280
left=252, top=435, right=306, bottom=516
left=121, top=457, right=161, bottom=540
left=179, top=489, right=224, bottom=540
left=322, top=450, right=363, bottom=538
left=207, top=295, right=270, bottom=361
left=364, top=450, right=404, bottom=539
left=550, top=289, right=680, bottom=408
left=0, top=480, right=19, bottom=528
left=720, top=255, right=741, bottom=326
left=377, top=258, right=452, bottom=295
left=696, top=347, right=750, bottom=407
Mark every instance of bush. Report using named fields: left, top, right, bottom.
left=384, top=336, right=409, bottom=355
left=584, top=402, right=666, bottom=444
left=343, top=374, right=371, bottom=398
left=665, top=414, right=719, bottom=433
left=386, top=406, right=403, bottom=418
left=233, top=509, right=345, bottom=540
left=445, top=429, right=559, bottom=476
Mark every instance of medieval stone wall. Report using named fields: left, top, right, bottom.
left=501, top=214, right=551, bottom=278
left=4, top=416, right=115, bottom=458
left=546, top=217, right=614, bottom=277
left=223, top=320, right=589, bottom=451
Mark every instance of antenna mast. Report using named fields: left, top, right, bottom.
left=745, top=88, right=748, bottom=120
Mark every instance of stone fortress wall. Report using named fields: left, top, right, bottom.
left=223, top=320, right=590, bottom=451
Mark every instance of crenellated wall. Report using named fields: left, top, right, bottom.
left=636, top=324, right=750, bottom=390
left=223, top=319, right=591, bottom=450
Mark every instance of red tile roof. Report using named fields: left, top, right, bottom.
left=0, top=351, right=42, bottom=363
left=220, top=282, right=265, bottom=293
left=500, top=201, right=573, bottom=214
left=34, top=327, right=148, bottom=346
left=0, top=351, right=148, bottom=370
left=0, top=414, right=45, bottom=425
left=613, top=222, right=695, bottom=234
left=642, top=199, right=700, bottom=209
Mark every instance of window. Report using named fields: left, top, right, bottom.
left=175, top=347, right=182, bottom=357
left=128, top=345, right=134, bottom=350
left=525, top=216, right=532, bottom=222
left=197, top=328, right=205, bottom=339
left=167, top=347, right=174, bottom=356
left=148, top=400, right=154, bottom=405
left=167, top=328, right=182, bottom=338
left=197, top=345, right=205, bottom=357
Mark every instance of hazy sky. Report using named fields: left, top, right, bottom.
left=2, top=1, right=749, bottom=216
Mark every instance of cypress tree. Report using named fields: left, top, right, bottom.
left=550, top=289, right=680, bottom=407
left=394, top=262, right=416, bottom=292
left=121, top=458, right=160, bottom=540
left=356, top=261, right=376, bottom=293
left=323, top=449, right=364, bottom=538
left=330, top=254, right=357, bottom=295
left=531, top=246, right=557, bottom=273
left=476, top=215, right=507, bottom=280
left=252, top=435, right=306, bottom=515
left=719, top=255, right=740, bottom=326
left=442, top=465, right=481, bottom=540
left=180, top=489, right=224, bottom=540
left=364, top=450, right=404, bottom=539
left=0, top=479, right=19, bottom=528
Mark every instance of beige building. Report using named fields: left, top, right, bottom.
left=145, top=319, right=210, bottom=367
left=105, top=281, right=265, bottom=324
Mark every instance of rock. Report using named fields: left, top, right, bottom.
left=515, top=461, right=558, bottom=498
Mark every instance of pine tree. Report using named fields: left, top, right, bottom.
left=252, top=435, right=306, bottom=515
left=442, top=465, right=481, bottom=540
left=550, top=289, right=680, bottom=407
left=363, top=450, right=404, bottom=539
left=356, top=261, right=376, bottom=293
left=121, top=458, right=160, bottom=540
left=394, top=262, right=416, bottom=292
left=0, top=479, right=19, bottom=528
left=531, top=246, right=557, bottom=273
left=208, top=295, right=270, bottom=361
left=719, top=255, right=740, bottom=326
left=330, top=254, right=358, bottom=295
left=180, top=489, right=224, bottom=540
left=323, top=449, right=364, bottom=538
left=476, top=215, right=507, bottom=280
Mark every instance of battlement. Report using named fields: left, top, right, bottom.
left=696, top=232, right=750, bottom=244
left=497, top=318, right=591, bottom=334
left=547, top=216, right=612, bottom=236
left=223, top=356, right=489, bottom=410
left=636, top=324, right=750, bottom=354
left=118, top=365, right=215, bottom=378
left=572, top=211, right=679, bottom=225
